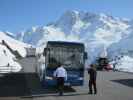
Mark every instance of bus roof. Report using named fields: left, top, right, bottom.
left=47, top=41, right=84, bottom=48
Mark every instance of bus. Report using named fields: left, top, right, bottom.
left=97, top=57, right=109, bottom=70
left=41, top=41, right=87, bottom=86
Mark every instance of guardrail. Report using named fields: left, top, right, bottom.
left=0, top=66, right=18, bottom=73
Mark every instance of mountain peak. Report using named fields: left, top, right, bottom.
left=55, top=10, right=80, bottom=29
left=56, top=10, right=99, bottom=24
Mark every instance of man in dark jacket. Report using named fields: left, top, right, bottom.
left=88, top=64, right=97, bottom=94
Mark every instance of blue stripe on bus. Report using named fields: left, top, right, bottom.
left=42, top=69, right=84, bottom=86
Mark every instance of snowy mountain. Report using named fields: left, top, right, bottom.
left=17, top=11, right=131, bottom=46
left=0, top=31, right=30, bottom=73
left=16, top=11, right=132, bottom=62
left=0, top=10, right=130, bottom=72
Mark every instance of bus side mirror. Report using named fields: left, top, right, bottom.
left=43, top=48, right=47, bottom=56
left=43, top=48, right=50, bottom=56
left=84, top=52, right=88, bottom=59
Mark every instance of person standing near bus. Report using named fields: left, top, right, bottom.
left=53, top=63, right=67, bottom=96
left=88, top=64, right=97, bottom=94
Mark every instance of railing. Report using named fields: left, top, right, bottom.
left=0, top=65, right=17, bottom=73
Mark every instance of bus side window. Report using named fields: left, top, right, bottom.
left=84, top=52, right=88, bottom=60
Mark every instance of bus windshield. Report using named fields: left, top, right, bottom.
left=47, top=47, right=84, bottom=70
left=45, top=41, right=85, bottom=70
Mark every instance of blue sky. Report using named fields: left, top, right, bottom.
left=0, top=0, right=133, bottom=33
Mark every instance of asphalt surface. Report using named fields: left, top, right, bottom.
left=0, top=56, right=133, bottom=100
left=0, top=71, right=133, bottom=100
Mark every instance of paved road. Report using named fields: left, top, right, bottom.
left=0, top=71, right=133, bottom=100
left=31, top=71, right=133, bottom=100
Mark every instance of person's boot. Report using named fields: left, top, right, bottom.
left=59, top=91, right=63, bottom=96
left=94, top=90, right=97, bottom=94
left=88, top=91, right=92, bottom=94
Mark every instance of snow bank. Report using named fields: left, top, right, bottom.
left=115, top=56, right=133, bottom=72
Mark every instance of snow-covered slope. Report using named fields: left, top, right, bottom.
left=0, top=31, right=30, bottom=73
left=108, top=30, right=133, bottom=57
left=107, top=28, right=133, bottom=72
left=114, top=56, right=133, bottom=72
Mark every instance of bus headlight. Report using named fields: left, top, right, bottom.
left=45, top=76, right=53, bottom=80
left=77, top=77, right=83, bottom=80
